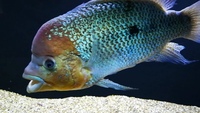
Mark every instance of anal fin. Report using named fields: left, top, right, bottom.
left=147, top=42, right=196, bottom=65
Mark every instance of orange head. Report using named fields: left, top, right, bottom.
left=22, top=18, right=91, bottom=93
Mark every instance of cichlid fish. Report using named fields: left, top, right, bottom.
left=23, top=0, right=200, bottom=93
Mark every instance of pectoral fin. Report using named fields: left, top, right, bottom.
left=96, top=79, right=136, bottom=90
left=147, top=42, right=196, bottom=65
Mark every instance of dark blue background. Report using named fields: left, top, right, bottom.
left=0, top=0, right=200, bottom=106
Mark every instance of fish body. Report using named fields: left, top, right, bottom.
left=23, top=0, right=200, bottom=93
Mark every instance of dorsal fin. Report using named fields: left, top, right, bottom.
left=150, top=0, right=176, bottom=10
left=87, top=0, right=176, bottom=10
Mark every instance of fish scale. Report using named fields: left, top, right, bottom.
left=51, top=2, right=167, bottom=60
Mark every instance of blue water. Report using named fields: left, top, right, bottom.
left=0, top=0, right=199, bottom=107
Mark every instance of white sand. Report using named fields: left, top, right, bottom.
left=0, top=89, right=199, bottom=113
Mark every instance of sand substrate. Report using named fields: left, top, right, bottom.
left=0, top=89, right=199, bottom=113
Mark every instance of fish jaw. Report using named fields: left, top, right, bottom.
left=23, top=71, right=56, bottom=93
left=22, top=73, right=46, bottom=93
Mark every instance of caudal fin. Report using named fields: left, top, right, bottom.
left=181, top=1, right=200, bottom=43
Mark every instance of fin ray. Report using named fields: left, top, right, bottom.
left=152, top=0, right=176, bottom=10
left=96, top=79, right=135, bottom=90
left=181, top=1, right=200, bottom=43
left=146, top=42, right=195, bottom=65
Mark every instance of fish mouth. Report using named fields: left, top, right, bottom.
left=22, top=73, right=46, bottom=93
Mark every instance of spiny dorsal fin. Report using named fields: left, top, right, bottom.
left=87, top=0, right=176, bottom=10
left=150, top=0, right=176, bottom=10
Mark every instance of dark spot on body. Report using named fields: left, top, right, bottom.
left=167, top=23, right=171, bottom=27
left=178, top=13, right=192, bottom=31
left=179, top=14, right=191, bottom=24
left=129, top=25, right=140, bottom=35
left=159, top=19, right=164, bottom=24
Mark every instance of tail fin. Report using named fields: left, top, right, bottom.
left=181, top=1, right=200, bottom=43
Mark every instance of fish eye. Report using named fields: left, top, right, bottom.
left=43, top=58, right=56, bottom=70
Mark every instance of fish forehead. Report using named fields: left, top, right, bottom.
left=43, top=1, right=167, bottom=59
left=31, top=18, right=79, bottom=56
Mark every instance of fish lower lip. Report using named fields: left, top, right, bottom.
left=22, top=74, right=45, bottom=93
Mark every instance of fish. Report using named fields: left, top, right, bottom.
left=22, top=0, right=200, bottom=93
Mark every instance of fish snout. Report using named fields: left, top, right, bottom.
left=23, top=62, right=40, bottom=76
